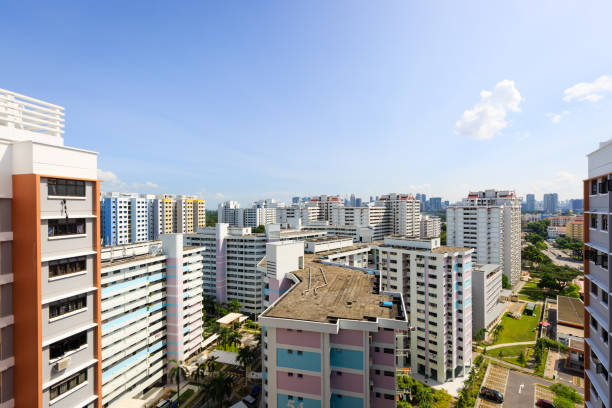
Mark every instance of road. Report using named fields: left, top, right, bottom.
left=543, top=243, right=583, bottom=269
left=504, top=369, right=552, bottom=408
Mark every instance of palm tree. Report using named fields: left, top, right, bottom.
left=218, top=326, right=231, bottom=350
left=203, top=373, right=233, bottom=408
left=206, top=355, right=219, bottom=376
left=168, top=359, right=188, bottom=407
left=192, top=362, right=207, bottom=385
left=228, top=330, right=243, bottom=351
left=237, top=346, right=257, bottom=386
left=228, top=299, right=241, bottom=313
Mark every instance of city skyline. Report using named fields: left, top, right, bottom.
left=2, top=2, right=612, bottom=207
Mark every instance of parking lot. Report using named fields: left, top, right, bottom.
left=476, top=364, right=509, bottom=408
left=534, top=384, right=556, bottom=406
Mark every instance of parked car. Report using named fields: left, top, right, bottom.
left=536, top=399, right=556, bottom=408
left=480, top=387, right=504, bottom=403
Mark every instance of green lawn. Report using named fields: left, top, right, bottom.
left=215, top=344, right=239, bottom=353
left=488, top=345, right=533, bottom=367
left=492, top=304, right=541, bottom=344
left=519, top=281, right=546, bottom=302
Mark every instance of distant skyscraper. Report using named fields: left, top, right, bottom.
left=429, top=197, right=442, bottom=211
left=569, top=198, right=584, bottom=212
left=350, top=193, right=356, bottom=207
left=525, top=194, right=536, bottom=211
left=292, top=196, right=299, bottom=204
left=543, top=193, right=559, bottom=213
left=355, top=197, right=362, bottom=207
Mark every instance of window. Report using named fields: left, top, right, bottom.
left=49, top=369, right=87, bottom=400
left=603, top=291, right=609, bottom=307
left=48, top=219, right=86, bottom=237
left=48, top=178, right=86, bottom=197
left=49, top=295, right=86, bottom=318
left=602, top=329, right=609, bottom=345
left=384, top=394, right=395, bottom=400
left=592, top=216, right=598, bottom=229
left=592, top=316, right=599, bottom=330
left=50, top=331, right=87, bottom=359
left=604, top=255, right=609, bottom=270
left=383, top=371, right=394, bottom=377
left=592, top=180, right=598, bottom=195
left=592, top=282, right=599, bottom=295
left=49, top=257, right=87, bottom=278
left=604, top=215, right=609, bottom=231
left=383, top=348, right=394, bottom=354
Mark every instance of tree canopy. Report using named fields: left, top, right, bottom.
left=527, top=219, right=551, bottom=238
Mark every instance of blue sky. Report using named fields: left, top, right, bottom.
left=2, top=1, right=611, bottom=206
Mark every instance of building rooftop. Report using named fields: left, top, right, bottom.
left=569, top=338, right=585, bottom=351
left=261, top=262, right=400, bottom=323
left=557, top=296, right=585, bottom=327
left=101, top=252, right=164, bottom=267
left=305, top=235, right=353, bottom=243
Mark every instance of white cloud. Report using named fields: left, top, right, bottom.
left=563, top=75, right=612, bottom=102
left=99, top=169, right=160, bottom=192
left=215, top=192, right=225, bottom=199
left=455, top=79, right=523, bottom=141
left=546, top=110, right=569, bottom=123
left=98, top=169, right=120, bottom=184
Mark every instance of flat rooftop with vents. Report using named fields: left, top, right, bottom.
left=557, top=295, right=585, bottom=328
left=260, top=261, right=402, bottom=324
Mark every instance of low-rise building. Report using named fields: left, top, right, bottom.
left=556, top=296, right=585, bottom=373
left=566, top=220, right=584, bottom=241
left=547, top=226, right=566, bottom=239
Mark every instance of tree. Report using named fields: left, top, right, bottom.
left=206, top=210, right=218, bottom=227
left=203, top=373, right=233, bottom=408
left=528, top=219, right=551, bottom=238
left=440, top=223, right=447, bottom=245
left=518, top=350, right=526, bottom=365
left=237, top=346, right=258, bottom=386
left=218, top=326, right=232, bottom=350
left=252, top=225, right=266, bottom=234
left=473, top=328, right=486, bottom=342
left=228, top=329, right=243, bottom=350
left=192, top=362, right=207, bottom=385
left=206, top=355, right=219, bottom=376
left=502, top=274, right=511, bottom=289
left=168, top=359, right=188, bottom=407
left=228, top=299, right=241, bottom=313
left=522, top=245, right=551, bottom=266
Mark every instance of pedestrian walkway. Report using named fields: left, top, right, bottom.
left=544, top=349, right=560, bottom=378
left=487, top=341, right=536, bottom=350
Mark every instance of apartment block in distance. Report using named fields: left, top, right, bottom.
left=584, top=139, right=612, bottom=408
left=258, top=242, right=409, bottom=408
left=185, top=224, right=325, bottom=316
left=100, top=193, right=205, bottom=246
left=446, top=189, right=522, bottom=287
left=0, top=88, right=102, bottom=407
left=372, top=237, right=474, bottom=382
left=99, top=237, right=205, bottom=406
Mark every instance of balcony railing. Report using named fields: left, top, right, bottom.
left=0, top=88, right=64, bottom=137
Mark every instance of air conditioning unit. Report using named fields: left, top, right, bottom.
left=54, top=357, right=71, bottom=372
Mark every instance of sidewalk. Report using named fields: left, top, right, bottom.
left=487, top=341, right=536, bottom=350
left=544, top=349, right=560, bottom=379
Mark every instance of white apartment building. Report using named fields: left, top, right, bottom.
left=420, top=215, right=441, bottom=239
left=0, top=88, right=102, bottom=407
left=100, top=237, right=205, bottom=406
left=217, top=201, right=277, bottom=228
left=471, top=264, right=505, bottom=332
left=584, top=139, right=612, bottom=408
left=100, top=194, right=205, bottom=245
left=446, top=190, right=522, bottom=287
left=275, top=203, right=321, bottom=225
left=372, top=237, right=473, bottom=382
left=185, top=224, right=325, bottom=316
left=328, top=194, right=421, bottom=240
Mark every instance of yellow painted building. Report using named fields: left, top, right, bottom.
left=566, top=220, right=584, bottom=241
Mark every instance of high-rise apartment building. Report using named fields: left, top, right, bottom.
left=218, top=201, right=277, bottom=228
left=420, top=215, right=441, bottom=238
left=584, top=140, right=612, bottom=408
left=570, top=198, right=584, bottom=213
left=0, top=89, right=102, bottom=407
left=471, top=264, right=505, bottom=332
left=446, top=189, right=522, bottom=286
left=543, top=193, right=559, bottom=214
left=378, top=194, right=421, bottom=237
left=258, top=242, right=409, bottom=408
left=100, top=194, right=205, bottom=245
left=185, top=224, right=325, bottom=316
left=372, top=237, right=473, bottom=382
left=525, top=194, right=536, bottom=212
left=99, top=237, right=205, bottom=406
